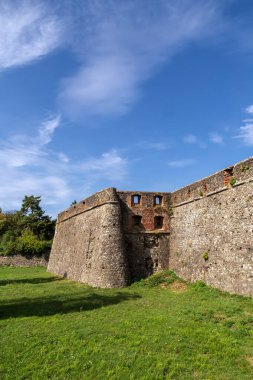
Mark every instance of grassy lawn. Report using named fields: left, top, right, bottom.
left=0, top=267, right=252, bottom=380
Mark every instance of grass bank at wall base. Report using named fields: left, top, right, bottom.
left=0, top=267, right=252, bottom=379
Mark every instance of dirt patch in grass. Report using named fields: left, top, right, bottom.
left=245, top=356, right=253, bottom=366
left=212, top=313, right=227, bottom=322
left=160, top=280, right=188, bottom=292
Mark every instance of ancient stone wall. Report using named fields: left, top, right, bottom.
left=48, top=157, right=253, bottom=296
left=0, top=253, right=49, bottom=267
left=48, top=188, right=129, bottom=288
left=170, top=157, right=253, bottom=296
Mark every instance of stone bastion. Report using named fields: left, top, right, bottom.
left=48, top=157, right=253, bottom=296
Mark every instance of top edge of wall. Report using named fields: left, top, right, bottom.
left=56, top=156, right=253, bottom=220
left=117, top=190, right=171, bottom=195
left=57, top=187, right=118, bottom=223
left=172, top=156, right=253, bottom=206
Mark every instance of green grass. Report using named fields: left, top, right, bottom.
left=0, top=267, right=252, bottom=380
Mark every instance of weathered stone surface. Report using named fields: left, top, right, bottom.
left=48, top=188, right=130, bottom=288
left=48, top=189, right=170, bottom=287
left=125, top=233, right=169, bottom=280
left=0, top=253, right=49, bottom=267
left=170, top=157, right=253, bottom=297
left=48, top=157, right=253, bottom=296
left=117, top=191, right=170, bottom=280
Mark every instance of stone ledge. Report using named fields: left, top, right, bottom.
left=57, top=201, right=120, bottom=224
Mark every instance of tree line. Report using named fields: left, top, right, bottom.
left=0, top=195, right=55, bottom=256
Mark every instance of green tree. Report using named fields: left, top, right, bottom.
left=0, top=195, right=55, bottom=256
left=18, top=195, right=55, bottom=240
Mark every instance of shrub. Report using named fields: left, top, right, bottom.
left=192, top=280, right=207, bottom=289
left=15, top=230, right=51, bottom=256
left=240, top=165, right=249, bottom=172
left=0, top=231, right=17, bottom=256
left=132, top=270, right=180, bottom=287
left=229, top=177, right=237, bottom=186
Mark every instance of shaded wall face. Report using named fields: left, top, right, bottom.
left=170, top=161, right=253, bottom=297
left=125, top=234, right=169, bottom=280
left=48, top=189, right=129, bottom=288
left=117, top=191, right=170, bottom=280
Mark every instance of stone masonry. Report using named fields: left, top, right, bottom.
left=48, top=157, right=253, bottom=296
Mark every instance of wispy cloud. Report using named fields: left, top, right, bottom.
left=80, top=150, right=128, bottom=181
left=0, top=1, right=63, bottom=70
left=236, top=104, right=253, bottom=146
left=167, top=158, right=195, bottom=168
left=209, top=132, right=223, bottom=144
left=237, top=123, right=253, bottom=146
left=245, top=105, right=253, bottom=114
left=0, top=116, right=128, bottom=214
left=38, top=115, right=61, bottom=145
left=183, top=134, right=206, bottom=149
left=59, top=0, right=224, bottom=117
left=134, top=141, right=171, bottom=151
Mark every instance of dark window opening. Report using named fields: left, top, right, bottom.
left=224, top=167, right=234, bottom=185
left=154, top=216, right=164, bottom=229
left=154, top=195, right=163, bottom=205
left=132, top=194, right=141, bottom=205
left=224, top=167, right=234, bottom=176
left=133, top=215, right=142, bottom=226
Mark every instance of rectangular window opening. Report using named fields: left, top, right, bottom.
left=132, top=195, right=141, bottom=205
left=154, top=216, right=164, bottom=229
left=154, top=195, right=163, bottom=205
left=133, top=215, right=142, bottom=226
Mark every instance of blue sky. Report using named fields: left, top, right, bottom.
left=1, top=0, right=253, bottom=216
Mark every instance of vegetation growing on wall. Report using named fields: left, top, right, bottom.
left=229, top=177, right=237, bottom=186
left=0, top=196, right=55, bottom=256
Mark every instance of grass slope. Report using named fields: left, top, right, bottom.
left=0, top=267, right=252, bottom=380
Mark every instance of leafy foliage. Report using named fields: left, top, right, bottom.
left=132, top=269, right=180, bottom=287
left=230, top=177, right=237, bottom=186
left=0, top=196, right=55, bottom=256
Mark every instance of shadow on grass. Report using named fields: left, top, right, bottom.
left=0, top=276, right=63, bottom=286
left=0, top=292, right=141, bottom=319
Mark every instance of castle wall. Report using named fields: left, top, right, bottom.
left=170, top=158, right=253, bottom=296
left=48, top=157, right=253, bottom=295
left=117, top=191, right=170, bottom=280
left=48, top=188, right=129, bottom=288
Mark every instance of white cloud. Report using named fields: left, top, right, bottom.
left=237, top=122, right=253, bottom=146
left=145, top=142, right=170, bottom=151
left=0, top=1, right=63, bottom=70
left=0, top=116, right=128, bottom=215
left=167, top=158, right=195, bottom=168
left=209, top=133, right=223, bottom=144
left=183, top=134, right=198, bottom=144
left=80, top=150, right=128, bottom=181
left=236, top=104, right=253, bottom=146
left=183, top=134, right=206, bottom=149
left=135, top=141, right=171, bottom=151
left=59, top=0, right=224, bottom=117
left=245, top=105, right=253, bottom=114
left=38, top=115, right=61, bottom=145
